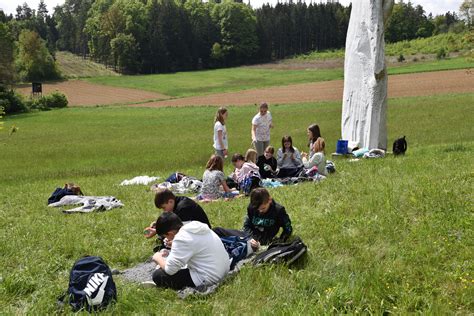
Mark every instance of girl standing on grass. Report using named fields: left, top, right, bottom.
left=302, top=137, right=327, bottom=176
left=198, top=155, right=236, bottom=201
left=277, top=135, right=303, bottom=178
left=251, top=102, right=273, bottom=157
left=213, top=107, right=228, bottom=158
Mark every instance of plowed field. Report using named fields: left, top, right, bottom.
left=17, top=69, right=473, bottom=107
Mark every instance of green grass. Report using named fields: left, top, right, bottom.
left=86, top=67, right=344, bottom=97
left=389, top=56, right=474, bottom=74
left=56, top=51, right=119, bottom=79
left=0, top=93, right=473, bottom=314
left=294, top=32, right=473, bottom=60
left=85, top=57, right=473, bottom=98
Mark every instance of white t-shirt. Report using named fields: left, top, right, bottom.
left=252, top=112, right=272, bottom=142
left=213, top=121, right=228, bottom=150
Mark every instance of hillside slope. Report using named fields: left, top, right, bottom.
left=55, top=51, right=119, bottom=78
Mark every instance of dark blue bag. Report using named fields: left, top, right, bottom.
left=220, top=236, right=249, bottom=270
left=165, top=172, right=186, bottom=183
left=59, top=256, right=117, bottom=312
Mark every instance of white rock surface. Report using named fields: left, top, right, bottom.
left=341, top=0, right=394, bottom=150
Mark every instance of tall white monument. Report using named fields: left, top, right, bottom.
left=341, top=0, right=394, bottom=150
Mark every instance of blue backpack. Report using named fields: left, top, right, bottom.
left=59, top=256, right=117, bottom=312
left=220, top=236, right=250, bottom=270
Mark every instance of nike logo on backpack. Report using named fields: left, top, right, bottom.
left=83, top=273, right=109, bottom=306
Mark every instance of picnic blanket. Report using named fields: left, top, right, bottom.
left=151, top=176, right=202, bottom=194
left=120, top=176, right=160, bottom=186
left=48, top=195, right=123, bottom=213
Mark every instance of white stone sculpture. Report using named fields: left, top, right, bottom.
left=341, top=0, right=394, bottom=150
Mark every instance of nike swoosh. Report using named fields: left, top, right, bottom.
left=86, top=275, right=109, bottom=306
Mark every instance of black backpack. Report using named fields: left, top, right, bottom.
left=59, top=256, right=117, bottom=312
left=253, top=237, right=307, bottom=265
left=393, top=136, right=408, bottom=155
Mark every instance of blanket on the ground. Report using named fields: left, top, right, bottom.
left=120, top=175, right=160, bottom=186
left=48, top=195, right=123, bottom=213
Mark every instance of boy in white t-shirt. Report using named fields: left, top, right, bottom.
left=251, top=102, right=273, bottom=156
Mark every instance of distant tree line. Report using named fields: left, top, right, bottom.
left=0, top=0, right=471, bottom=79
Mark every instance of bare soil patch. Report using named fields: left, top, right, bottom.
left=129, top=69, right=474, bottom=108
left=15, top=69, right=472, bottom=108
left=16, top=80, right=169, bottom=106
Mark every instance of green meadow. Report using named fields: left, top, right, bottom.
left=1, top=92, right=473, bottom=314
left=85, top=56, right=473, bottom=98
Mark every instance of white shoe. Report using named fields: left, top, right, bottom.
left=140, top=281, right=156, bottom=288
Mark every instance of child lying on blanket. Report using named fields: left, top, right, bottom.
left=213, top=187, right=293, bottom=246
left=151, top=212, right=230, bottom=290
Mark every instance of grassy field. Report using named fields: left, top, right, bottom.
left=1, top=93, right=472, bottom=314
left=294, top=32, right=473, bottom=60
left=85, top=56, right=473, bottom=98
left=56, top=51, right=119, bottom=79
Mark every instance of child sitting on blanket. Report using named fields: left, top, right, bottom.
left=213, top=187, right=293, bottom=246
left=229, top=150, right=261, bottom=194
left=257, top=145, right=278, bottom=179
left=301, top=137, right=327, bottom=176
left=277, top=135, right=303, bottom=178
left=197, top=154, right=238, bottom=202
left=151, top=212, right=230, bottom=290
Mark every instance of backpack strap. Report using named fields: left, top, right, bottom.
left=56, top=292, right=68, bottom=309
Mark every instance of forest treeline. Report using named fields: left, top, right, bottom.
left=0, top=0, right=472, bottom=79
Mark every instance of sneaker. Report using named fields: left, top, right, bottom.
left=140, top=281, right=157, bottom=288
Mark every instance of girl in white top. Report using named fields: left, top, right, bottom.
left=251, top=102, right=273, bottom=156
left=302, top=137, right=327, bottom=176
left=213, top=107, right=228, bottom=158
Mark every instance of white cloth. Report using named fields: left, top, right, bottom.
left=302, top=152, right=327, bottom=176
left=341, top=0, right=393, bottom=150
left=48, top=195, right=123, bottom=213
left=151, top=177, right=202, bottom=194
left=251, top=112, right=272, bottom=141
left=213, top=121, right=228, bottom=150
left=165, top=221, right=230, bottom=286
left=120, top=175, right=159, bottom=186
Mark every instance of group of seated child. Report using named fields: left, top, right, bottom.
left=145, top=187, right=292, bottom=290
left=197, top=123, right=327, bottom=201
left=142, top=125, right=328, bottom=290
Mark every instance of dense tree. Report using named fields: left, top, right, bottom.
left=459, top=0, right=473, bottom=27
left=55, top=0, right=93, bottom=55
left=212, top=1, right=258, bottom=65
left=2, top=0, right=465, bottom=76
left=110, top=33, right=138, bottom=73
left=0, top=23, right=16, bottom=85
left=15, top=30, right=60, bottom=81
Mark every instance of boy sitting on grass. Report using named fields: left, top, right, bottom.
left=151, top=212, right=230, bottom=290
left=213, top=187, right=293, bottom=247
left=144, top=189, right=211, bottom=241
